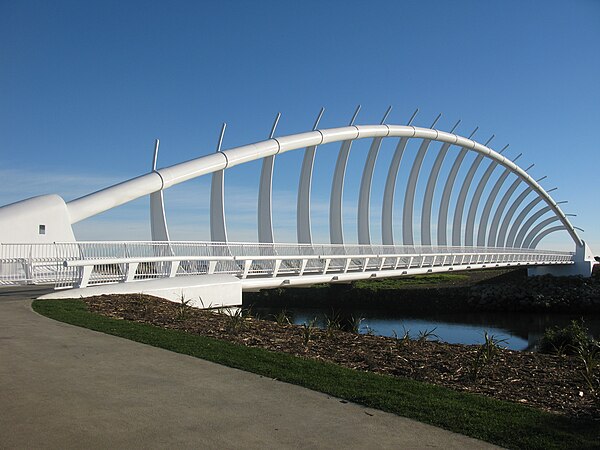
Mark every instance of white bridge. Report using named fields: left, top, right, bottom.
left=0, top=108, right=595, bottom=306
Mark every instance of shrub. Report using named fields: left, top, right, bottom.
left=539, top=320, right=592, bottom=355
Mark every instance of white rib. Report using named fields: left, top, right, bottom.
left=258, top=113, right=281, bottom=243
left=476, top=166, right=512, bottom=246
left=67, top=125, right=583, bottom=247
left=487, top=177, right=522, bottom=247
left=514, top=205, right=552, bottom=248
left=523, top=216, right=560, bottom=248
left=381, top=137, right=411, bottom=245
left=531, top=225, right=566, bottom=249
left=150, top=139, right=170, bottom=241
left=506, top=197, right=544, bottom=248
left=358, top=106, right=392, bottom=245
left=465, top=159, right=500, bottom=246
left=297, top=108, right=325, bottom=244
left=403, top=138, right=434, bottom=245
left=329, top=106, right=361, bottom=245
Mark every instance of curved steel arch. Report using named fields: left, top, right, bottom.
left=531, top=225, right=567, bottom=249
left=514, top=205, right=554, bottom=248
left=476, top=154, right=522, bottom=247
left=451, top=135, right=494, bottom=246
left=329, top=106, right=361, bottom=245
left=66, top=122, right=583, bottom=250
left=486, top=163, right=534, bottom=247
left=297, top=108, right=325, bottom=244
left=257, top=113, right=282, bottom=243
left=420, top=119, right=461, bottom=246
left=464, top=144, right=508, bottom=246
left=435, top=132, right=474, bottom=246
left=506, top=197, right=545, bottom=248
left=402, top=114, right=441, bottom=246
left=523, top=216, right=561, bottom=248
left=381, top=109, right=418, bottom=245
left=357, top=106, right=392, bottom=245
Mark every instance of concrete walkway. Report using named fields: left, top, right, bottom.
left=0, top=288, right=500, bottom=449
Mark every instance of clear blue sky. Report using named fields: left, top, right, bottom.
left=1, top=0, right=599, bottom=252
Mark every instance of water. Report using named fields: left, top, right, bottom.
left=252, top=306, right=600, bottom=351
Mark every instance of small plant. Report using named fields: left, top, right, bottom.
left=176, top=292, right=192, bottom=321
left=575, top=338, right=600, bottom=393
left=392, top=326, right=411, bottom=347
left=273, top=310, right=291, bottom=326
left=324, top=311, right=342, bottom=337
left=539, top=319, right=591, bottom=355
left=363, top=324, right=376, bottom=336
left=417, top=327, right=439, bottom=343
left=346, top=315, right=365, bottom=334
left=224, top=308, right=246, bottom=334
left=471, top=331, right=507, bottom=382
left=301, top=318, right=317, bottom=348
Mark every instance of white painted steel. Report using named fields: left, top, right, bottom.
left=487, top=175, right=524, bottom=247
left=258, top=113, right=281, bottom=244
left=452, top=154, right=484, bottom=245
left=506, top=197, right=544, bottom=248
left=381, top=136, right=411, bottom=245
left=210, top=124, right=228, bottom=243
left=329, top=106, right=361, bottom=244
left=63, top=123, right=583, bottom=248
left=297, top=108, right=325, bottom=244
left=476, top=163, right=514, bottom=247
left=496, top=186, right=534, bottom=248
left=357, top=106, right=392, bottom=245
left=150, top=139, right=170, bottom=242
left=514, top=205, right=563, bottom=248
left=464, top=145, right=507, bottom=246
left=0, top=241, right=573, bottom=288
left=402, top=115, right=441, bottom=246
left=421, top=120, right=460, bottom=246
left=524, top=217, right=561, bottom=249
left=531, top=226, right=566, bottom=249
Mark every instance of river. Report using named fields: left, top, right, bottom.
left=252, top=306, right=600, bottom=351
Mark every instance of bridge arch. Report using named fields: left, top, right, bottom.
left=64, top=120, right=582, bottom=253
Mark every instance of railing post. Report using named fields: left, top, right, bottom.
left=299, top=259, right=308, bottom=276
left=208, top=261, right=217, bottom=274
left=242, top=260, right=252, bottom=278
left=272, top=259, right=281, bottom=277
left=126, top=262, right=139, bottom=282
left=78, top=265, right=93, bottom=288
left=169, top=261, right=180, bottom=278
left=362, top=257, right=370, bottom=272
left=322, top=258, right=331, bottom=274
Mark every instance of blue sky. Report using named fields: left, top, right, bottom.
left=1, top=0, right=598, bottom=252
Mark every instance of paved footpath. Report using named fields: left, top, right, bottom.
left=0, top=287, right=500, bottom=449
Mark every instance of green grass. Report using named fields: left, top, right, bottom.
left=33, top=299, right=599, bottom=450
left=353, top=273, right=469, bottom=290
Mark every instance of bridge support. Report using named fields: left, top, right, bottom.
left=40, top=274, right=242, bottom=308
left=528, top=241, right=596, bottom=277
left=0, top=195, right=75, bottom=243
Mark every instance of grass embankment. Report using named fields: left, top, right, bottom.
left=33, top=299, right=599, bottom=450
left=353, top=273, right=470, bottom=290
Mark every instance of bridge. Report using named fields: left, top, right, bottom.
left=0, top=108, right=595, bottom=307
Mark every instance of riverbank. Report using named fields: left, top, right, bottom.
left=33, top=297, right=600, bottom=449
left=245, top=266, right=600, bottom=313
left=73, top=293, right=598, bottom=420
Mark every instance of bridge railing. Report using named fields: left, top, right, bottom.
left=0, top=241, right=574, bottom=288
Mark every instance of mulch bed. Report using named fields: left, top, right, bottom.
left=83, top=293, right=599, bottom=420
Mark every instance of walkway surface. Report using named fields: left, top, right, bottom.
left=0, top=287, right=500, bottom=449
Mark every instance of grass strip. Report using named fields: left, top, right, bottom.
left=33, top=299, right=599, bottom=450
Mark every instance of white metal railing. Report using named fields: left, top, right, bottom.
left=0, top=241, right=574, bottom=289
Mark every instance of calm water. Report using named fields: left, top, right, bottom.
left=252, top=306, right=600, bottom=351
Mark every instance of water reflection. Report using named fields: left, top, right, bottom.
left=253, top=307, right=600, bottom=351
